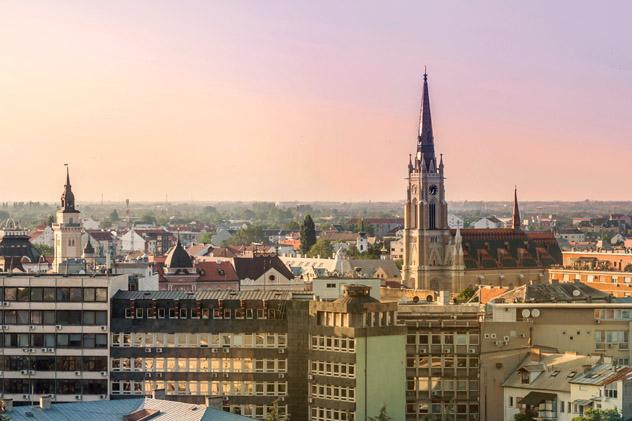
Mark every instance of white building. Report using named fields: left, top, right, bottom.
left=471, top=216, right=503, bottom=229
left=313, top=278, right=381, bottom=300
left=81, top=217, right=100, bottom=230
left=30, top=226, right=54, bottom=248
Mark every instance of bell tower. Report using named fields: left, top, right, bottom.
left=53, top=165, right=82, bottom=272
left=402, top=72, right=457, bottom=290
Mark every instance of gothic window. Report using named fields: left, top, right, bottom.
left=429, top=202, right=436, bottom=229
left=411, top=199, right=418, bottom=229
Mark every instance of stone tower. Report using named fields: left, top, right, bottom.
left=53, top=166, right=82, bottom=272
left=402, top=72, right=462, bottom=291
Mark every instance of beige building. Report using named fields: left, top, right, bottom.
left=52, top=167, right=83, bottom=273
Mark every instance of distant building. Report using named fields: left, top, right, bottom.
left=448, top=214, right=465, bottom=229
left=555, top=229, right=586, bottom=243
left=82, top=229, right=118, bottom=259
left=0, top=219, right=42, bottom=272
left=312, top=277, right=381, bottom=300
left=361, top=218, right=404, bottom=238
left=30, top=225, right=54, bottom=248
left=234, top=254, right=300, bottom=290
left=120, top=228, right=172, bottom=255
left=471, top=216, right=503, bottom=229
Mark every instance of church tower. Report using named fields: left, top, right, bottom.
left=402, top=72, right=460, bottom=290
left=53, top=166, right=82, bottom=272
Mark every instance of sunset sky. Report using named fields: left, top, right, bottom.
left=2, top=1, right=631, bottom=203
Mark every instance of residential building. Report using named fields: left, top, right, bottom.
left=120, top=228, right=173, bottom=255
left=362, top=218, right=404, bottom=238
left=401, top=73, right=562, bottom=292
left=447, top=214, right=465, bottom=229
left=398, top=301, right=481, bottom=421
left=30, top=226, right=54, bottom=248
left=0, top=273, right=127, bottom=404
left=471, top=216, right=503, bottom=229
left=390, top=238, right=404, bottom=261
left=234, top=254, right=301, bottom=291
left=82, top=229, right=118, bottom=259
left=555, top=229, right=586, bottom=244
left=52, top=167, right=83, bottom=272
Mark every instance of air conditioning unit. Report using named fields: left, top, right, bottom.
left=75, top=371, right=81, bottom=376
left=495, top=340, right=503, bottom=346
left=22, top=394, right=29, bottom=399
left=145, top=373, right=152, bottom=379
left=2, top=302, right=9, bottom=306
left=223, top=373, right=229, bottom=379
left=483, top=333, right=490, bottom=339
left=503, top=336, right=509, bottom=342
left=223, top=348, right=230, bottom=353
left=278, top=373, right=285, bottom=379
left=145, top=347, right=152, bottom=352
left=308, top=398, right=313, bottom=404
left=99, top=395, right=106, bottom=399
left=20, top=370, right=28, bottom=375
left=212, top=373, right=218, bottom=378
left=520, top=333, right=527, bottom=338
left=503, top=340, right=509, bottom=346
left=469, top=348, right=477, bottom=354
left=100, top=371, right=107, bottom=377
left=278, top=349, right=285, bottom=354
left=41, top=348, right=48, bottom=353
left=22, top=348, right=29, bottom=353
left=443, top=348, right=450, bottom=354
left=1, top=325, right=8, bottom=330
left=155, top=348, right=163, bottom=353
left=211, top=349, right=218, bottom=354
left=74, top=395, right=82, bottom=400
left=29, top=325, right=37, bottom=331
left=55, top=325, right=62, bottom=330
left=420, top=348, right=427, bottom=353
left=222, top=396, right=229, bottom=402
left=490, top=333, right=497, bottom=339
left=100, top=326, right=107, bottom=331
left=29, top=370, right=35, bottom=375
left=156, top=373, right=162, bottom=378
left=47, top=348, right=54, bottom=353
left=307, top=374, right=313, bottom=380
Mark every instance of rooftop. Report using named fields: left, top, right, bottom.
left=5, top=398, right=252, bottom=421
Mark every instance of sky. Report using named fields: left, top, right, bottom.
left=1, top=1, right=631, bottom=203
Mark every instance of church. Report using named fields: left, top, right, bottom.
left=401, top=72, right=562, bottom=292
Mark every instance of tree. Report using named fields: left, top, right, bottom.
left=109, top=209, right=120, bottom=222
left=47, top=214, right=54, bottom=226
left=307, top=239, right=334, bottom=258
left=34, top=244, right=54, bottom=256
left=457, top=286, right=476, bottom=303
left=286, top=220, right=300, bottom=230
left=228, top=225, right=266, bottom=246
left=265, top=399, right=280, bottom=421
left=368, top=405, right=392, bottom=421
left=300, top=215, right=316, bottom=254
left=572, top=408, right=623, bottom=421
left=198, top=231, right=213, bottom=244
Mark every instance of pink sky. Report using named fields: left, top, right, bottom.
left=2, top=1, right=631, bottom=203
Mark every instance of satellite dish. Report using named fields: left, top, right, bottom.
left=521, top=309, right=531, bottom=318
left=531, top=309, right=541, bottom=318
left=572, top=289, right=581, bottom=297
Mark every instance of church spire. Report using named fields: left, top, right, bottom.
left=60, top=164, right=77, bottom=212
left=512, top=186, right=521, bottom=230
left=417, top=68, right=436, bottom=171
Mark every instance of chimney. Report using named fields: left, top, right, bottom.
left=152, top=388, right=166, bottom=400
left=2, top=399, right=13, bottom=412
left=39, top=395, right=52, bottom=410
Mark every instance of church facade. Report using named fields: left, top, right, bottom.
left=402, top=73, right=562, bottom=292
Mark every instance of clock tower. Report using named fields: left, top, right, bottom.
left=52, top=166, right=82, bottom=273
left=402, top=72, right=462, bottom=290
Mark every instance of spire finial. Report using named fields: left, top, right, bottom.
left=417, top=68, right=435, bottom=171
left=423, top=65, right=427, bottom=80
left=512, top=186, right=521, bottom=230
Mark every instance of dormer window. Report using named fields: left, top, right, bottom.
left=521, top=370, right=529, bottom=384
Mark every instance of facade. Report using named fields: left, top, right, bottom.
left=398, top=302, right=481, bottom=421
left=120, top=228, right=173, bottom=255
left=471, top=217, right=503, bottom=229
left=30, top=226, right=54, bottom=248
left=0, top=273, right=127, bottom=404
left=234, top=254, right=301, bottom=291
left=548, top=267, right=632, bottom=298
left=52, top=167, right=83, bottom=272
left=110, top=285, right=406, bottom=421
left=447, top=214, right=465, bottom=229
left=312, top=278, right=381, bottom=301
left=401, top=73, right=562, bottom=292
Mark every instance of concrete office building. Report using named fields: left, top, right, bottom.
left=0, top=273, right=127, bottom=404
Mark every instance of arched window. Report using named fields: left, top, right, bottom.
left=411, top=199, right=418, bottom=229
left=429, top=202, right=436, bottom=229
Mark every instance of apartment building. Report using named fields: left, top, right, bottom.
left=309, top=285, right=406, bottom=421
left=0, top=274, right=127, bottom=404
left=398, top=302, right=482, bottom=421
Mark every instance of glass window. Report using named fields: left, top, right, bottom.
left=43, top=288, right=55, bottom=302
left=95, top=288, right=108, bottom=302
left=4, top=288, right=16, bottom=301
left=30, top=288, right=43, bottom=302
left=69, top=288, right=82, bottom=302
left=83, top=288, right=96, bottom=302
left=57, top=288, right=70, bottom=302
left=17, top=288, right=29, bottom=302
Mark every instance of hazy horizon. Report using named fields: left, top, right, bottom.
left=3, top=1, right=632, bottom=203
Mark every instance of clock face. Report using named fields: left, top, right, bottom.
left=429, top=185, right=438, bottom=196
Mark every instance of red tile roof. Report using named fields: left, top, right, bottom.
left=195, top=261, right=239, bottom=282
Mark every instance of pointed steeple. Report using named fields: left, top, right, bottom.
left=408, top=154, right=413, bottom=173
left=417, top=69, right=436, bottom=171
left=60, top=164, right=77, bottom=212
left=512, top=186, right=521, bottom=230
